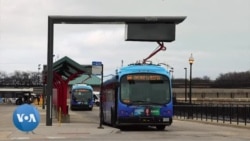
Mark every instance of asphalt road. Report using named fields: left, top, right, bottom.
left=1, top=103, right=250, bottom=141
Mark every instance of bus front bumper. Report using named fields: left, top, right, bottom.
left=117, top=117, right=172, bottom=126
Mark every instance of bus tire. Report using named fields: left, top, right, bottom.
left=156, top=125, right=166, bottom=130
left=15, top=99, right=22, bottom=105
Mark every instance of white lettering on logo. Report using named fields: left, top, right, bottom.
left=17, top=114, right=24, bottom=122
left=16, top=114, right=36, bottom=123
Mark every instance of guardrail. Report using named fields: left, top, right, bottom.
left=174, top=103, right=250, bottom=126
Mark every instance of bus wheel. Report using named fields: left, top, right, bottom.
left=15, top=99, right=22, bottom=105
left=156, top=125, right=166, bottom=130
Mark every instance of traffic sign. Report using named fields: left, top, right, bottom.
left=92, top=61, right=102, bottom=66
left=12, top=104, right=40, bottom=132
left=92, top=61, right=102, bottom=75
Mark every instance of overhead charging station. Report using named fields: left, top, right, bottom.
left=46, top=16, right=186, bottom=126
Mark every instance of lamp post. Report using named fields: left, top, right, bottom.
left=184, top=67, right=187, bottom=102
left=170, top=67, right=174, bottom=81
left=188, top=54, right=194, bottom=104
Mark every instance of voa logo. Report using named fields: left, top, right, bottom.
left=13, top=104, right=40, bottom=132
left=16, top=113, right=37, bottom=123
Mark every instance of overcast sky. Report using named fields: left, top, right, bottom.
left=0, top=0, right=249, bottom=80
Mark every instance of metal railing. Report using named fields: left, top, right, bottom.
left=174, top=103, right=250, bottom=126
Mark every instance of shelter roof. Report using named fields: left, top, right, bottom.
left=69, top=75, right=101, bottom=86
left=53, top=56, right=92, bottom=80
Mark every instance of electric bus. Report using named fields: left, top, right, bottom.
left=101, top=63, right=173, bottom=130
left=70, top=84, right=94, bottom=110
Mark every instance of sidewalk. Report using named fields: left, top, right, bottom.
left=7, top=123, right=118, bottom=140
left=0, top=104, right=119, bottom=140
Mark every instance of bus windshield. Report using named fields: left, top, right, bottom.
left=120, top=74, right=171, bottom=105
left=72, top=89, right=92, bottom=102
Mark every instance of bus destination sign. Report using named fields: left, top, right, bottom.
left=126, top=75, right=162, bottom=80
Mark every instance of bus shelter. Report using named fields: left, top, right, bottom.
left=50, top=56, right=91, bottom=122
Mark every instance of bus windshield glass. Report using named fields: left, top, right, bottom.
left=72, top=89, right=92, bottom=102
left=120, top=74, right=171, bottom=105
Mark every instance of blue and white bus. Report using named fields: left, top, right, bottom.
left=70, top=84, right=94, bottom=111
left=101, top=63, right=173, bottom=130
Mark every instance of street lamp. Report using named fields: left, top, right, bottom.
left=170, top=67, right=174, bottom=80
left=184, top=67, right=187, bottom=102
left=188, top=54, right=194, bottom=104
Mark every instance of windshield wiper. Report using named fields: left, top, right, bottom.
left=128, top=100, right=165, bottom=106
left=126, top=100, right=147, bottom=106
left=132, top=100, right=148, bottom=103
left=147, top=102, right=165, bottom=106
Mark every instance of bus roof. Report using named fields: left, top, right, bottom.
left=119, top=64, right=170, bottom=76
left=72, top=84, right=93, bottom=90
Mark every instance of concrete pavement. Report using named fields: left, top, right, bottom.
left=2, top=103, right=249, bottom=140
left=6, top=123, right=118, bottom=140
left=0, top=104, right=119, bottom=140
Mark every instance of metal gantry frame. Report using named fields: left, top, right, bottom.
left=46, top=16, right=186, bottom=126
